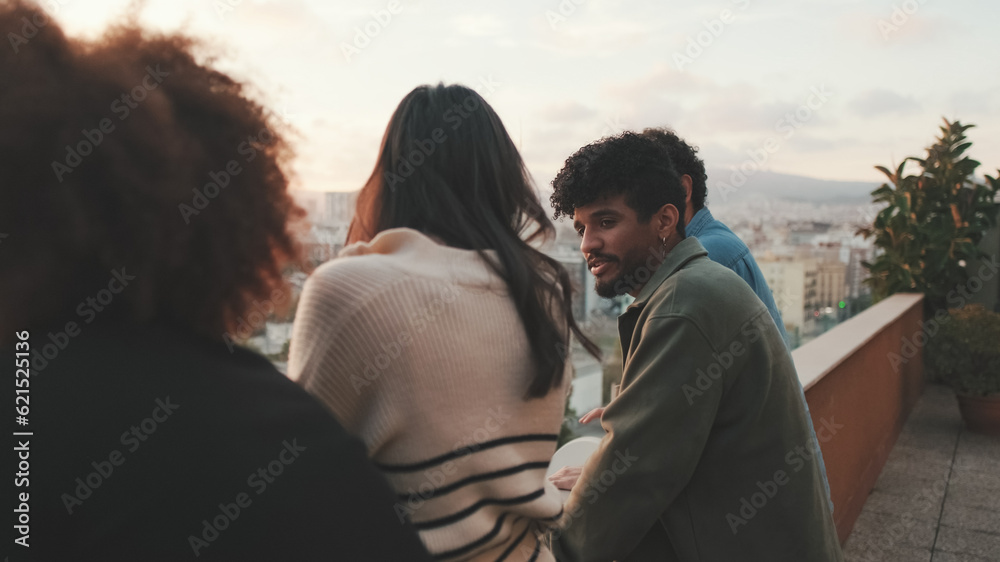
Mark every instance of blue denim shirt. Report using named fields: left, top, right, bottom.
left=686, top=208, right=788, bottom=344
left=686, top=207, right=833, bottom=510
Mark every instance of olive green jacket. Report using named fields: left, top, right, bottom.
left=553, top=237, right=843, bottom=562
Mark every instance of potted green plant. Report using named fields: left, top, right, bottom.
left=929, top=305, right=1000, bottom=435
left=858, top=119, right=1000, bottom=314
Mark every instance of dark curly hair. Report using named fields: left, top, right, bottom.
left=0, top=0, right=305, bottom=342
left=641, top=127, right=708, bottom=212
left=550, top=132, right=686, bottom=235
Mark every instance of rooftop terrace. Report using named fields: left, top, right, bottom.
left=843, top=383, right=1000, bottom=561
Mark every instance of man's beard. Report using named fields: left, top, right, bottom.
left=594, top=277, right=623, bottom=299
left=593, top=252, right=644, bottom=298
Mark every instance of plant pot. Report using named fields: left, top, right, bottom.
left=956, top=393, right=1000, bottom=436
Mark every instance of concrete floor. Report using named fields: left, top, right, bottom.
left=843, top=383, right=1000, bottom=561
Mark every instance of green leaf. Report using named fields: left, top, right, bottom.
left=874, top=166, right=895, bottom=183
left=951, top=142, right=973, bottom=158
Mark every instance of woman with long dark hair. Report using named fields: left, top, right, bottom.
left=289, top=83, right=599, bottom=561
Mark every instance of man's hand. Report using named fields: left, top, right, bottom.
left=548, top=466, right=583, bottom=491
left=579, top=407, right=605, bottom=424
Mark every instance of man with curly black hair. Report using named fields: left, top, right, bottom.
left=546, top=133, right=843, bottom=561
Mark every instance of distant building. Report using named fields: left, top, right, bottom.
left=247, top=322, right=293, bottom=356
left=324, top=191, right=358, bottom=226
left=290, top=190, right=326, bottom=225
left=805, top=264, right=818, bottom=313
left=290, top=190, right=358, bottom=229
left=569, top=348, right=603, bottom=415
left=845, top=246, right=874, bottom=299
left=552, top=248, right=596, bottom=325
left=798, top=241, right=842, bottom=264
left=788, top=221, right=832, bottom=246
left=816, top=261, right=847, bottom=310
left=300, top=224, right=347, bottom=267
left=758, top=258, right=819, bottom=338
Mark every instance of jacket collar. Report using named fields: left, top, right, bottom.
left=628, top=236, right=709, bottom=310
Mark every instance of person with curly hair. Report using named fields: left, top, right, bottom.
left=546, top=132, right=842, bottom=561
left=0, top=1, right=430, bottom=559
left=288, top=83, right=600, bottom=561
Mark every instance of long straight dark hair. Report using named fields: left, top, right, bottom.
left=347, top=83, right=600, bottom=398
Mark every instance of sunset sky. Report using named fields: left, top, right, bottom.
left=46, top=0, right=1000, bottom=194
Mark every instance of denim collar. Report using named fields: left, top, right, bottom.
left=685, top=207, right=714, bottom=238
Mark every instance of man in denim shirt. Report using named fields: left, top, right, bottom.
left=641, top=128, right=833, bottom=510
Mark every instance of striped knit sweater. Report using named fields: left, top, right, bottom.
left=288, top=228, right=569, bottom=562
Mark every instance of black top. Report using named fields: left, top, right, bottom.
left=21, top=323, right=431, bottom=561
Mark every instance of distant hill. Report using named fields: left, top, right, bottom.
left=313, top=169, right=884, bottom=215
left=536, top=169, right=881, bottom=208
left=704, top=168, right=880, bottom=206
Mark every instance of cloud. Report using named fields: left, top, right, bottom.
left=697, top=142, right=747, bottom=169
left=876, top=13, right=960, bottom=44
left=847, top=89, right=920, bottom=118
left=784, top=134, right=849, bottom=153
left=597, top=64, right=715, bottom=132
left=839, top=9, right=965, bottom=46
left=602, top=63, right=716, bottom=99
left=949, top=89, right=999, bottom=117
left=685, top=92, right=799, bottom=134
left=537, top=101, right=599, bottom=123
left=229, top=0, right=322, bottom=34
left=528, top=4, right=664, bottom=57
left=450, top=13, right=507, bottom=37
